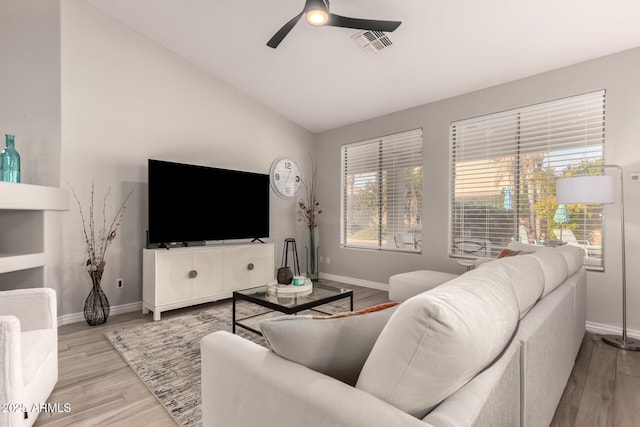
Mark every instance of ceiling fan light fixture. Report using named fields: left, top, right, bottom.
left=306, top=9, right=328, bottom=26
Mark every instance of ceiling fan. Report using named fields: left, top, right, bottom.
left=267, top=0, right=402, bottom=49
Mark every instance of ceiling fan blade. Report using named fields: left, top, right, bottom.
left=267, top=12, right=304, bottom=48
left=327, top=14, right=401, bottom=32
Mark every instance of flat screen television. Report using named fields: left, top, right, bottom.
left=147, top=159, right=269, bottom=246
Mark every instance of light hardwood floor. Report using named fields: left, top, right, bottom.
left=34, top=283, right=640, bottom=427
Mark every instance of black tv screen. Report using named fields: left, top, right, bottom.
left=148, top=159, right=269, bottom=245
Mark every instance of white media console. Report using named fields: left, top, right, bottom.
left=142, top=242, right=275, bottom=320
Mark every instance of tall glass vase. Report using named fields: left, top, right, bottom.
left=84, top=269, right=110, bottom=326
left=1, top=134, right=20, bottom=183
left=306, top=227, right=320, bottom=282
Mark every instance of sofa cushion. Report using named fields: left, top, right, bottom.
left=554, top=245, right=584, bottom=275
left=478, top=255, right=545, bottom=318
left=506, top=241, right=576, bottom=295
left=529, top=250, right=569, bottom=296
left=259, top=303, right=399, bottom=386
left=21, top=329, right=56, bottom=386
left=356, top=267, right=519, bottom=418
left=507, top=241, right=584, bottom=276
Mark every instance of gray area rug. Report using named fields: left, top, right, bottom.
left=105, top=299, right=348, bottom=427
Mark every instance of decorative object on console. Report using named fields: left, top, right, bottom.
left=277, top=237, right=300, bottom=284
left=556, top=165, right=639, bottom=351
left=299, top=165, right=321, bottom=281
left=269, top=156, right=302, bottom=199
left=267, top=278, right=313, bottom=296
left=1, top=134, right=20, bottom=183
left=69, top=183, right=133, bottom=326
left=306, top=227, right=320, bottom=281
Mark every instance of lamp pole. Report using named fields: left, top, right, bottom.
left=584, top=165, right=637, bottom=350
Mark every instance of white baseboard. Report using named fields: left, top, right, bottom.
left=319, top=273, right=389, bottom=291
left=586, top=321, right=640, bottom=340
left=58, top=301, right=142, bottom=326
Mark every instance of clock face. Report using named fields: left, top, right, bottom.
left=270, top=157, right=302, bottom=199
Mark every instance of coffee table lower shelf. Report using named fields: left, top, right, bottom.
left=234, top=308, right=333, bottom=336
left=232, top=283, right=354, bottom=336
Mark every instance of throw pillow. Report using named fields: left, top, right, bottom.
left=312, top=301, right=399, bottom=318
left=259, top=302, right=399, bottom=386
left=496, top=248, right=531, bottom=259
left=356, top=267, right=519, bottom=419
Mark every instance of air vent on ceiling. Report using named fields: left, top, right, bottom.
left=351, top=30, right=393, bottom=55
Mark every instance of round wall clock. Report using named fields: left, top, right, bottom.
left=269, top=157, right=303, bottom=199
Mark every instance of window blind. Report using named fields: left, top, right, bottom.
left=450, top=90, right=606, bottom=270
left=342, top=128, right=423, bottom=252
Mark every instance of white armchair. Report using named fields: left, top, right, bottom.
left=0, top=288, right=58, bottom=427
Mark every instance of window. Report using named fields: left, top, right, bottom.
left=450, top=91, right=606, bottom=270
left=342, top=129, right=423, bottom=252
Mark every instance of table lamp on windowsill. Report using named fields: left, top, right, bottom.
left=556, top=165, right=639, bottom=351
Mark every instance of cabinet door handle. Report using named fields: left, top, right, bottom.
left=189, top=270, right=198, bottom=279
left=247, top=263, right=254, bottom=271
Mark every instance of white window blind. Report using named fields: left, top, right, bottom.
left=342, top=129, right=423, bottom=252
left=450, top=90, right=606, bottom=270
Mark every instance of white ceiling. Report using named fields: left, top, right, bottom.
left=85, top=0, right=640, bottom=133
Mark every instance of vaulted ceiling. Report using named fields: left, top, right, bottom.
left=85, top=0, right=640, bottom=133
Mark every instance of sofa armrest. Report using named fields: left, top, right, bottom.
left=515, top=283, right=575, bottom=427
left=0, top=288, right=56, bottom=331
left=0, top=315, right=25, bottom=427
left=201, top=331, right=429, bottom=427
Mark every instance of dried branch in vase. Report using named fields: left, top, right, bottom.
left=298, top=166, right=321, bottom=230
left=68, top=182, right=133, bottom=272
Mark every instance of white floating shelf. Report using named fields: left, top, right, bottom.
left=0, top=182, right=70, bottom=211
left=0, top=252, right=47, bottom=274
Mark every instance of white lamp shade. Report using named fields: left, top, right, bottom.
left=556, top=175, right=615, bottom=204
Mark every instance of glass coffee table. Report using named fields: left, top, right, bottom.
left=233, top=283, right=353, bottom=336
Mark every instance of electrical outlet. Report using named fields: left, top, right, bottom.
left=319, top=256, right=324, bottom=263
left=117, top=278, right=124, bottom=288
left=326, top=257, right=331, bottom=265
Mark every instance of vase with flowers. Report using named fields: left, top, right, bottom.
left=69, top=183, right=133, bottom=326
left=298, top=167, right=321, bottom=281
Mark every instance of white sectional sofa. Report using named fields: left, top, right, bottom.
left=201, top=243, right=586, bottom=427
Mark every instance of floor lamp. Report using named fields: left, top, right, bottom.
left=556, top=165, right=640, bottom=351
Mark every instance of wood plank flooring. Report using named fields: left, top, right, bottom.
left=34, top=283, right=640, bottom=427
left=551, top=333, right=640, bottom=427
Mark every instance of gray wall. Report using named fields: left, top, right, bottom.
left=316, top=48, right=640, bottom=333
left=0, top=0, right=60, bottom=187
left=1, top=0, right=314, bottom=319
left=0, top=0, right=65, bottom=306
left=0, top=0, right=315, bottom=322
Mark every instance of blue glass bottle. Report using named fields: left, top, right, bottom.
left=1, top=134, right=20, bottom=183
